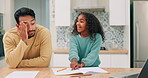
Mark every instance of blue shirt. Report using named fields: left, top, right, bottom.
left=69, top=33, right=102, bottom=67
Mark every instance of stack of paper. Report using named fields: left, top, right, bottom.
left=5, top=71, right=39, bottom=78
left=52, top=67, right=108, bottom=75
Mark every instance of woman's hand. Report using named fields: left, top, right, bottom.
left=70, top=58, right=85, bottom=70
left=70, top=61, right=79, bottom=70
left=79, top=62, right=85, bottom=68
left=70, top=58, right=79, bottom=70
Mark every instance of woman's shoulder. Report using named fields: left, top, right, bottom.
left=95, top=33, right=102, bottom=38
left=94, top=33, right=102, bottom=41
left=70, top=34, right=79, bottom=40
left=70, top=34, right=78, bottom=37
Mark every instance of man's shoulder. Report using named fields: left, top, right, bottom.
left=36, top=24, right=50, bottom=36
left=3, top=27, right=20, bottom=41
left=4, top=27, right=18, bottom=36
left=7, top=27, right=17, bottom=33
left=36, top=24, right=50, bottom=32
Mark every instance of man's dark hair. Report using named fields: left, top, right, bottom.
left=14, top=7, right=35, bottom=24
left=72, top=12, right=105, bottom=41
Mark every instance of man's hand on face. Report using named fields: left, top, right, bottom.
left=17, top=21, right=28, bottom=44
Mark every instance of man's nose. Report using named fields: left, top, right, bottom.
left=28, top=24, right=33, bottom=30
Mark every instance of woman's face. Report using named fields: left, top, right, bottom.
left=76, top=14, right=88, bottom=33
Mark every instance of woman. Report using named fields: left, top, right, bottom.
left=69, top=12, right=105, bottom=70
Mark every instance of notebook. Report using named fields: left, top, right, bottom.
left=52, top=67, right=108, bottom=75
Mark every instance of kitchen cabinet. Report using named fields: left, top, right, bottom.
left=0, top=56, right=6, bottom=67
left=99, top=54, right=129, bottom=68
left=109, top=0, right=127, bottom=25
left=53, top=53, right=70, bottom=67
left=0, top=0, right=5, bottom=13
left=0, top=35, right=4, bottom=57
left=52, top=53, right=129, bottom=68
left=110, top=54, right=129, bottom=68
left=99, top=54, right=111, bottom=67
left=55, top=0, right=70, bottom=26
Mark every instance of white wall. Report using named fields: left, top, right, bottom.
left=3, top=0, right=14, bottom=32
left=124, top=0, right=130, bottom=67
left=50, top=0, right=57, bottom=51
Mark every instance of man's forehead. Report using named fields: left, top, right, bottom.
left=19, top=18, right=35, bottom=23
left=23, top=19, right=35, bottom=23
left=19, top=15, right=35, bottom=22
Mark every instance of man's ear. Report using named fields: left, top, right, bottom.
left=16, top=24, right=19, bottom=28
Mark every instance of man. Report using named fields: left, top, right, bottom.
left=3, top=7, right=52, bottom=68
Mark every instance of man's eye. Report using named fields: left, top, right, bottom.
left=80, top=21, right=84, bottom=23
left=23, top=22, right=27, bottom=24
left=31, top=23, right=35, bottom=25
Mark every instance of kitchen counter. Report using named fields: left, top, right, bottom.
left=53, top=50, right=129, bottom=67
left=53, top=50, right=128, bottom=54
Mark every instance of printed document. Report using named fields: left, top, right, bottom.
left=5, top=71, right=39, bottom=78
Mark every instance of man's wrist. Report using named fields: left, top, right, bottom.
left=22, top=39, right=28, bottom=45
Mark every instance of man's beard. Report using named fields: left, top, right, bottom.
left=28, top=30, right=35, bottom=39
left=28, top=34, right=35, bottom=39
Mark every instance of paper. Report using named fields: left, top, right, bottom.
left=5, top=71, right=39, bottom=78
left=52, top=67, right=108, bottom=75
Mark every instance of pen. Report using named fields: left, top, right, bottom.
left=57, top=68, right=67, bottom=72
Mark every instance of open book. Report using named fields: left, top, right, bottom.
left=52, top=67, right=108, bottom=75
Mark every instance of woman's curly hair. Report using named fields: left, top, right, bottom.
left=72, top=12, right=105, bottom=41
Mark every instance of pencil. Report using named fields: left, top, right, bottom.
left=57, top=68, right=67, bottom=72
